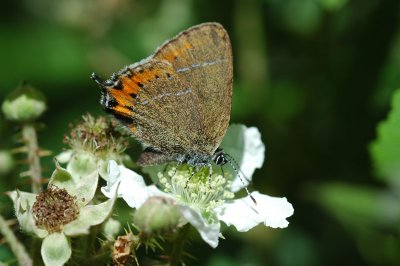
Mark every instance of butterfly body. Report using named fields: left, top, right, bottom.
left=92, top=22, right=233, bottom=167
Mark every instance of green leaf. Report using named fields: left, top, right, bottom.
left=41, top=233, right=71, bottom=266
left=316, top=183, right=400, bottom=227
left=370, top=89, right=400, bottom=184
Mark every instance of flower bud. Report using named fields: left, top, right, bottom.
left=2, top=82, right=46, bottom=122
left=0, top=150, right=15, bottom=175
left=134, top=196, right=180, bottom=235
left=113, top=233, right=138, bottom=265
left=103, top=218, right=121, bottom=240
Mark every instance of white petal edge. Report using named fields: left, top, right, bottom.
left=232, top=126, right=265, bottom=192
left=9, top=190, right=48, bottom=238
left=55, top=150, right=73, bottom=164
left=177, top=204, right=221, bottom=248
left=221, top=125, right=265, bottom=192
left=101, top=161, right=148, bottom=208
left=217, top=191, right=293, bottom=232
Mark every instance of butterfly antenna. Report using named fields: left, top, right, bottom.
left=224, top=153, right=256, bottom=205
left=225, top=153, right=252, bottom=183
left=91, top=73, right=106, bottom=88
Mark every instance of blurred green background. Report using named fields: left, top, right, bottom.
left=2, top=0, right=400, bottom=265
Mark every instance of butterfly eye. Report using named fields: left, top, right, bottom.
left=214, top=153, right=228, bottom=165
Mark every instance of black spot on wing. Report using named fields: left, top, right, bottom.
left=113, top=80, right=123, bottom=90
left=110, top=111, right=134, bottom=125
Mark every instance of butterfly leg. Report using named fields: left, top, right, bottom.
left=185, top=165, right=201, bottom=189
left=162, top=163, right=170, bottom=174
left=207, top=163, right=213, bottom=188
left=171, top=158, right=184, bottom=178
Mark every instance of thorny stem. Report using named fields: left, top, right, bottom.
left=0, top=215, right=32, bottom=266
left=89, top=240, right=113, bottom=265
left=22, top=124, right=42, bottom=193
left=170, top=224, right=190, bottom=266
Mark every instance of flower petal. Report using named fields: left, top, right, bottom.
left=177, top=204, right=221, bottom=248
left=66, top=152, right=98, bottom=180
left=63, top=196, right=116, bottom=237
left=217, top=191, right=293, bottom=232
left=221, top=125, right=265, bottom=192
left=50, top=162, right=98, bottom=207
left=48, top=162, right=75, bottom=193
left=101, top=161, right=149, bottom=208
left=8, top=190, right=48, bottom=238
left=74, top=169, right=99, bottom=206
left=41, top=232, right=71, bottom=266
left=55, top=150, right=73, bottom=164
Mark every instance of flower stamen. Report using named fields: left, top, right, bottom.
left=157, top=165, right=233, bottom=222
left=32, top=185, right=79, bottom=233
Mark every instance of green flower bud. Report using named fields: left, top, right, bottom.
left=0, top=150, right=15, bottom=175
left=103, top=218, right=121, bottom=240
left=2, top=82, right=46, bottom=122
left=134, top=196, right=180, bottom=235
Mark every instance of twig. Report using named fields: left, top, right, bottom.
left=22, top=124, right=42, bottom=193
left=0, top=214, right=32, bottom=266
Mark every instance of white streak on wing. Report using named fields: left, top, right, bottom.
left=176, top=67, right=190, bottom=73
left=175, top=88, right=192, bottom=96
left=139, top=89, right=192, bottom=105
left=176, top=59, right=227, bottom=73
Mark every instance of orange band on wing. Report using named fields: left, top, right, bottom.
left=113, top=105, right=133, bottom=117
left=109, top=89, right=132, bottom=107
left=119, top=77, right=140, bottom=94
left=159, top=41, right=194, bottom=62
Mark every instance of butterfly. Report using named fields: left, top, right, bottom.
left=91, top=22, right=233, bottom=171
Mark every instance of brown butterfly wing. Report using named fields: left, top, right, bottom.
left=99, top=59, right=206, bottom=156
left=153, top=22, right=233, bottom=155
left=97, top=23, right=232, bottom=164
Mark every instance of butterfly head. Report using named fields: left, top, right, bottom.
left=212, top=148, right=228, bottom=166
left=91, top=73, right=120, bottom=115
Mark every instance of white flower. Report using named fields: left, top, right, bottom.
left=10, top=162, right=117, bottom=266
left=102, top=124, right=294, bottom=248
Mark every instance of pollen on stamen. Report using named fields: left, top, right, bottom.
left=32, top=185, right=80, bottom=233
left=156, top=164, right=234, bottom=213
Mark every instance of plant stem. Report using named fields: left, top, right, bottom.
left=89, top=239, right=113, bottom=264
left=170, top=225, right=190, bottom=266
left=22, top=124, right=42, bottom=193
left=0, top=215, right=32, bottom=266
